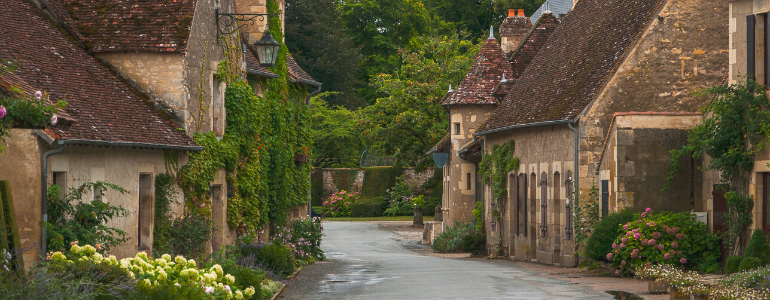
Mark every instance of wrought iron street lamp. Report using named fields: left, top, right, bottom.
left=215, top=8, right=281, bottom=67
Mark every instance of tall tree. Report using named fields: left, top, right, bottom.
left=310, top=93, right=365, bottom=168
left=338, top=0, right=434, bottom=104
left=360, top=36, right=479, bottom=166
left=285, top=0, right=367, bottom=109
left=423, top=0, right=546, bottom=39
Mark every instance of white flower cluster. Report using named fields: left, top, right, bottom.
left=50, top=245, right=256, bottom=300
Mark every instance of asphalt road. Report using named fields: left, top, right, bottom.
left=280, top=222, right=614, bottom=300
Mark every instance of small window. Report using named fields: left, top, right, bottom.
left=93, top=185, right=104, bottom=202
left=466, top=173, right=472, bottom=190
left=454, top=123, right=461, bottom=135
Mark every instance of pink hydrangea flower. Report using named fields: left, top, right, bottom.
left=35, top=91, right=42, bottom=100
left=621, top=260, right=627, bottom=265
left=623, top=224, right=629, bottom=230
left=612, top=243, right=618, bottom=249
left=621, top=237, right=627, bottom=243
left=648, top=239, right=656, bottom=246
left=607, top=253, right=613, bottom=260
left=51, top=114, right=58, bottom=125
left=676, top=233, right=685, bottom=240
left=204, top=286, right=214, bottom=293
left=671, top=242, right=678, bottom=249
left=664, top=253, right=671, bottom=259
left=641, top=212, right=647, bottom=218
left=0, top=106, right=5, bottom=119
left=641, top=239, right=648, bottom=246
left=634, top=233, right=641, bottom=239
left=645, top=207, right=652, bottom=212
left=652, top=232, right=661, bottom=239
left=620, top=243, right=626, bottom=248
left=680, top=258, right=687, bottom=264
left=636, top=219, right=642, bottom=224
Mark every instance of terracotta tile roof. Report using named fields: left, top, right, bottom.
left=287, top=54, right=320, bottom=86
left=480, top=0, right=665, bottom=132
left=442, top=37, right=512, bottom=106
left=507, top=13, right=560, bottom=80
left=427, top=133, right=450, bottom=154
left=49, top=0, right=196, bottom=52
left=0, top=0, right=198, bottom=149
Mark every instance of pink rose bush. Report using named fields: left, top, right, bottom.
left=608, top=208, right=720, bottom=275
left=322, top=190, right=358, bottom=217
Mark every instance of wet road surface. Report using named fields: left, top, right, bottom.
left=281, top=222, right=613, bottom=300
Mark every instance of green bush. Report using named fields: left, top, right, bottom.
left=726, top=255, right=744, bottom=274
left=383, top=176, right=417, bottom=216
left=311, top=169, right=324, bottom=207
left=167, top=214, right=215, bottom=260
left=698, top=255, right=721, bottom=274
left=288, top=217, right=325, bottom=261
left=238, top=242, right=296, bottom=278
left=351, top=197, right=387, bottom=217
left=0, top=180, right=22, bottom=270
left=585, top=209, right=634, bottom=262
left=431, top=222, right=475, bottom=253
left=745, top=229, right=770, bottom=264
left=461, top=232, right=487, bottom=256
left=360, top=167, right=402, bottom=198
left=739, top=256, right=764, bottom=272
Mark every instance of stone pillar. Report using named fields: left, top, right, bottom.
left=499, top=9, right=533, bottom=53
left=413, top=205, right=423, bottom=226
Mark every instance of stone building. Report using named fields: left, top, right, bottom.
left=722, top=0, right=770, bottom=239
left=0, top=0, right=318, bottom=264
left=429, top=9, right=560, bottom=233
left=475, top=0, right=727, bottom=266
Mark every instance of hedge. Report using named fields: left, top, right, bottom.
left=351, top=197, right=387, bottom=217
left=360, top=167, right=402, bottom=198
left=311, top=169, right=324, bottom=207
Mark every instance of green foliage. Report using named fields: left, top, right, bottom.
left=745, top=229, right=770, bottom=264
left=132, top=282, right=211, bottom=300
left=383, top=176, right=416, bottom=216
left=424, top=0, right=545, bottom=38
left=698, top=255, right=721, bottom=274
left=461, top=232, right=487, bottom=256
left=608, top=209, right=721, bottom=275
left=479, top=140, right=519, bottom=255
left=43, top=182, right=129, bottom=253
left=727, top=255, right=744, bottom=274
left=472, top=201, right=483, bottom=233
left=0, top=91, right=66, bottom=153
left=574, top=180, right=600, bottom=251
left=360, top=167, right=402, bottom=197
left=0, top=261, right=136, bottom=300
left=310, top=95, right=365, bottom=168
left=350, top=197, right=387, bottom=217
left=287, top=217, right=325, bottom=261
left=238, top=243, right=296, bottom=278
left=165, top=214, right=215, bottom=260
left=740, top=256, right=764, bottom=272
left=584, top=209, right=635, bottom=262
left=0, top=181, right=21, bottom=270
left=285, top=0, right=366, bottom=109
left=360, top=36, right=479, bottom=166
left=322, top=190, right=358, bottom=217
left=431, top=221, right=476, bottom=253
left=153, top=173, right=178, bottom=258
left=666, top=79, right=770, bottom=254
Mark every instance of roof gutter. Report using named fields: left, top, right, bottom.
left=473, top=119, right=572, bottom=137
left=60, top=139, right=205, bottom=151
left=246, top=69, right=280, bottom=79
left=294, top=78, right=323, bottom=87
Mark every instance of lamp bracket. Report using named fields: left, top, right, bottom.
left=216, top=8, right=280, bottom=42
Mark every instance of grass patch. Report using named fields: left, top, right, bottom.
left=323, top=216, right=435, bottom=222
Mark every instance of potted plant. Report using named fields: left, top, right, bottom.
left=667, top=270, right=698, bottom=300
left=634, top=264, right=671, bottom=294
left=689, top=283, right=710, bottom=300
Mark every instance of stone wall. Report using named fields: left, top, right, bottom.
left=319, top=167, right=433, bottom=201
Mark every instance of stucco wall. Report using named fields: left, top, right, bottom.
left=483, top=124, right=576, bottom=266
left=445, top=104, right=496, bottom=227
left=0, top=129, right=45, bottom=267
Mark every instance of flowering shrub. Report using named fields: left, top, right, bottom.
left=322, top=190, right=358, bottom=217
left=286, top=217, right=325, bottom=261
left=608, top=208, right=720, bottom=275
left=0, top=90, right=66, bottom=153
left=712, top=265, right=770, bottom=299
left=384, top=176, right=417, bottom=216
left=49, top=243, right=256, bottom=300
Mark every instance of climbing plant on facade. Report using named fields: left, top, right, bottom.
left=177, top=0, right=312, bottom=234
left=479, top=140, right=519, bottom=256
left=666, top=79, right=770, bottom=255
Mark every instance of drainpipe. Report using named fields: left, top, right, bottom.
left=567, top=120, right=579, bottom=220
left=41, top=140, right=66, bottom=256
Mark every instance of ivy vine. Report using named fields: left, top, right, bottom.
left=479, top=140, right=520, bottom=257
left=176, top=0, right=312, bottom=235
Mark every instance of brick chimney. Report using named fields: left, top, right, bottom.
left=499, top=8, right=532, bottom=53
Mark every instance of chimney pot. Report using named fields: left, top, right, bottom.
left=518, top=9, right=525, bottom=17
left=508, top=9, right=516, bottom=17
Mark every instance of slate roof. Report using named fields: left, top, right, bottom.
left=0, top=0, right=199, bottom=149
left=530, top=0, right=573, bottom=23
left=427, top=133, right=451, bottom=154
left=508, top=13, right=560, bottom=80
left=287, top=54, right=321, bottom=86
left=242, top=35, right=279, bottom=79
left=480, top=0, right=665, bottom=132
left=49, top=0, right=196, bottom=52
left=442, top=36, right=512, bottom=106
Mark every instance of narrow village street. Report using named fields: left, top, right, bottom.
left=281, top=222, right=662, bottom=300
